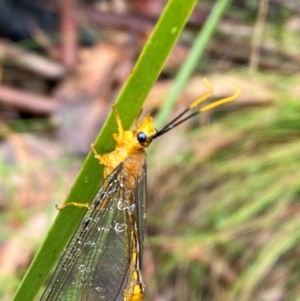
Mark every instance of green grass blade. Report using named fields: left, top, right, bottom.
left=12, top=1, right=198, bottom=300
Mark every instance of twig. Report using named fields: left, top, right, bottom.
left=0, top=40, right=66, bottom=79
left=0, top=85, right=59, bottom=114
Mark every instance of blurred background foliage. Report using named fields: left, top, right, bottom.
left=1, top=0, right=300, bottom=301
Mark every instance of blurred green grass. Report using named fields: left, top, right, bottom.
left=146, top=87, right=300, bottom=300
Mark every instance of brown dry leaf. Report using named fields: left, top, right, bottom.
left=53, top=42, right=123, bottom=153
left=54, top=42, right=122, bottom=101
left=54, top=98, right=109, bottom=154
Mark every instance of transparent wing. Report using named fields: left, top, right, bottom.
left=40, top=163, right=146, bottom=301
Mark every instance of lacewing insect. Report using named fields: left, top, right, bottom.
left=40, top=79, right=240, bottom=301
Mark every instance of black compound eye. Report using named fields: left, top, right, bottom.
left=137, top=132, right=147, bottom=143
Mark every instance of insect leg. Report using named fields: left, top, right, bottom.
left=112, top=105, right=126, bottom=142
left=55, top=202, right=90, bottom=210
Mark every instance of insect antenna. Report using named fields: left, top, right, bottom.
left=153, top=78, right=240, bottom=139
